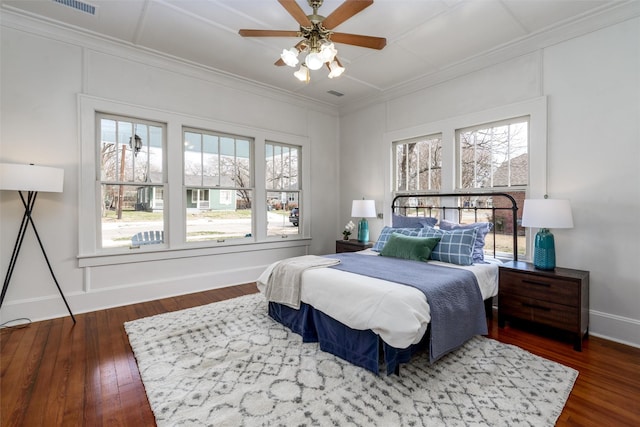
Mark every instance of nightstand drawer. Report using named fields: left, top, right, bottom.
left=500, top=270, right=579, bottom=306
left=499, top=294, right=578, bottom=331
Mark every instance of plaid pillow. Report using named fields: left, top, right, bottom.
left=418, top=226, right=478, bottom=266
left=439, top=220, right=493, bottom=263
left=372, top=226, right=421, bottom=252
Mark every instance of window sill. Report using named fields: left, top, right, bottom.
left=77, top=238, right=311, bottom=267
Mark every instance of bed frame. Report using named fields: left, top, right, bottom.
left=392, top=192, right=520, bottom=261
left=269, top=192, right=521, bottom=375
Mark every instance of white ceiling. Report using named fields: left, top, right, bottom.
left=1, top=0, right=634, bottom=107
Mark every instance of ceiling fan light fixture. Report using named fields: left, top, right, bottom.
left=327, top=58, right=345, bottom=78
left=281, top=47, right=299, bottom=67
left=238, top=0, right=385, bottom=83
left=305, top=51, right=324, bottom=70
left=294, top=64, right=310, bottom=83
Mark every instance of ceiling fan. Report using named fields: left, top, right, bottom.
left=239, top=0, right=386, bottom=82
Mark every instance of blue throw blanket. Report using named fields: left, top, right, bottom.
left=325, top=253, right=488, bottom=363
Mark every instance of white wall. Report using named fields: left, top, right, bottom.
left=339, top=18, right=640, bottom=347
left=0, top=13, right=340, bottom=322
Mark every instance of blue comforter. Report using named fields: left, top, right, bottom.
left=325, top=253, right=488, bottom=363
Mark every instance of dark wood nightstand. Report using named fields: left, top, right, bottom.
left=335, top=239, right=373, bottom=253
left=498, top=261, right=589, bottom=351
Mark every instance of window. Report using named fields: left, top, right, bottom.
left=265, top=142, right=301, bottom=237
left=457, top=117, right=529, bottom=190
left=183, top=128, right=253, bottom=243
left=393, top=134, right=442, bottom=193
left=455, top=117, right=529, bottom=258
left=97, top=113, right=165, bottom=249
left=80, top=95, right=310, bottom=265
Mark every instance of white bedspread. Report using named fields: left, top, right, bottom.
left=257, top=249, right=500, bottom=349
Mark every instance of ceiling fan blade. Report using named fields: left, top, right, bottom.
left=278, top=0, right=312, bottom=27
left=239, top=29, right=299, bottom=38
left=330, top=32, right=386, bottom=50
left=275, top=58, right=286, bottom=66
left=322, top=0, right=373, bottom=30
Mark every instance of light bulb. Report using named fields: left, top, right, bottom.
left=305, top=52, right=324, bottom=70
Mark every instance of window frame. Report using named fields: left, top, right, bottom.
left=78, top=95, right=310, bottom=267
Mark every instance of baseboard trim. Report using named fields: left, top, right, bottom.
left=589, top=309, right=640, bottom=349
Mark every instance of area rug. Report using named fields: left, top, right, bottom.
left=124, top=293, right=578, bottom=426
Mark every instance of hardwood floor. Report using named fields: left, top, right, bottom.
left=1, top=283, right=639, bottom=426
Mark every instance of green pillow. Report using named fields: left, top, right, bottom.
left=379, top=233, right=441, bottom=262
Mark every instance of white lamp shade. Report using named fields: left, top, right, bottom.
left=521, top=199, right=573, bottom=229
left=319, top=42, right=337, bottom=63
left=293, top=65, right=310, bottom=82
left=327, top=60, right=345, bottom=78
left=351, top=199, right=376, bottom=218
left=0, top=163, right=64, bottom=193
left=280, top=48, right=299, bottom=67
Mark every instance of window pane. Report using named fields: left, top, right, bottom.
left=458, top=118, right=528, bottom=189
left=393, top=135, right=441, bottom=192
left=236, top=139, right=251, bottom=188
left=203, top=134, right=219, bottom=187
left=266, top=191, right=300, bottom=237
left=100, top=118, right=119, bottom=182
left=100, top=118, right=164, bottom=185
left=219, top=137, right=235, bottom=186
left=184, top=132, right=203, bottom=186
left=185, top=189, right=253, bottom=242
left=266, top=142, right=300, bottom=191
left=101, top=184, right=164, bottom=248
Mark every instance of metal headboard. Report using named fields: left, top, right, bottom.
left=391, top=192, right=520, bottom=261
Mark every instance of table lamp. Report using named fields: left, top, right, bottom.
left=351, top=199, right=376, bottom=243
left=521, top=197, right=573, bottom=270
left=0, top=163, right=75, bottom=322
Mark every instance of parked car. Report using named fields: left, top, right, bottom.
left=289, top=208, right=299, bottom=226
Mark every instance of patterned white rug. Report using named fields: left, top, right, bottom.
left=125, top=293, right=578, bottom=427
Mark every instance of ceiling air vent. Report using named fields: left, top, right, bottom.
left=327, top=90, right=344, bottom=97
left=52, top=0, right=96, bottom=15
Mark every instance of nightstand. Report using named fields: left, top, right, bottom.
left=335, top=239, right=373, bottom=253
left=498, top=261, right=589, bottom=351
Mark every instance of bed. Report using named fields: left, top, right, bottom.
left=257, top=192, right=520, bottom=375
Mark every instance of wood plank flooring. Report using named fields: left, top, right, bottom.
left=1, top=283, right=639, bottom=426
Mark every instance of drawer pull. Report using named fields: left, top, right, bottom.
left=522, top=302, right=551, bottom=311
left=522, top=279, right=550, bottom=287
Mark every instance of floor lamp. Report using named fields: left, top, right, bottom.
left=0, top=163, right=75, bottom=323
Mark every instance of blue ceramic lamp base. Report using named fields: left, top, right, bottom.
left=533, top=228, right=556, bottom=270
left=357, top=218, right=369, bottom=243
